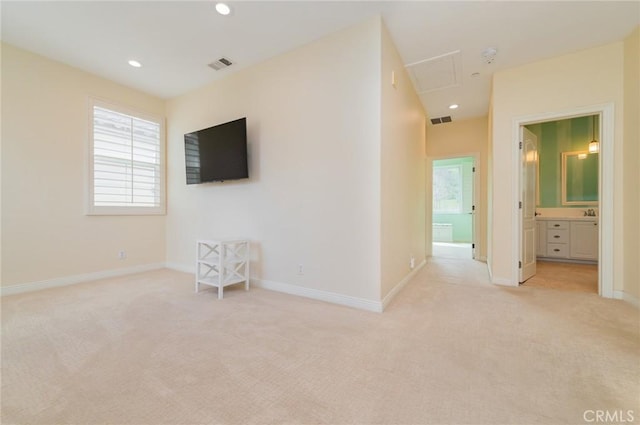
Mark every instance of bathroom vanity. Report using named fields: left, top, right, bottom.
left=536, top=217, right=598, bottom=263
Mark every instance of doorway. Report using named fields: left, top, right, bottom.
left=431, top=155, right=477, bottom=259
left=515, top=104, right=614, bottom=298
left=521, top=115, right=599, bottom=293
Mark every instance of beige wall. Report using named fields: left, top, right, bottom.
left=1, top=43, right=166, bottom=286
left=166, top=19, right=383, bottom=301
left=380, top=23, right=426, bottom=299
left=491, top=42, right=625, bottom=288
left=486, top=99, right=494, bottom=270
left=623, top=27, right=640, bottom=300
left=426, top=117, right=488, bottom=260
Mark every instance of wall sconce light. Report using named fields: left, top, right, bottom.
left=588, top=115, right=599, bottom=153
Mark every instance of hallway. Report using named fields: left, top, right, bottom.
left=432, top=242, right=473, bottom=259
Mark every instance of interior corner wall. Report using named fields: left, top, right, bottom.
left=486, top=99, right=494, bottom=272
left=379, top=22, right=426, bottom=300
left=0, top=43, right=4, bottom=283
left=1, top=43, right=166, bottom=287
left=490, top=42, right=625, bottom=287
left=165, top=18, right=382, bottom=302
left=623, top=26, right=640, bottom=301
left=426, top=117, right=488, bottom=260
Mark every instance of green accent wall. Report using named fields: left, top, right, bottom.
left=526, top=115, right=599, bottom=208
left=433, top=157, right=474, bottom=242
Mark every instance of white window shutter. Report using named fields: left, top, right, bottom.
left=89, top=99, right=165, bottom=215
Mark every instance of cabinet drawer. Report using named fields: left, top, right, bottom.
left=547, top=229, right=568, bottom=243
left=547, top=243, right=569, bottom=257
left=546, top=221, right=568, bottom=230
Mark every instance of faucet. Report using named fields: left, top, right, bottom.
left=584, top=209, right=596, bottom=217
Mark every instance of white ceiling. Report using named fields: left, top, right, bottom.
left=2, top=1, right=638, bottom=121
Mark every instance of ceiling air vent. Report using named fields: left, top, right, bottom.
left=430, top=116, right=452, bottom=125
left=208, top=57, right=233, bottom=71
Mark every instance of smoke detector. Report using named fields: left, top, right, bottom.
left=481, top=48, right=498, bottom=64
left=208, top=57, right=233, bottom=71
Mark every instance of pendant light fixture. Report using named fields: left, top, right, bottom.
left=588, top=115, right=599, bottom=153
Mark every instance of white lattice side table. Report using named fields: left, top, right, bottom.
left=195, top=239, right=250, bottom=299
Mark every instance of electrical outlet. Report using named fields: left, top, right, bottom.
left=410, top=256, right=415, bottom=269
left=118, top=251, right=126, bottom=260
left=297, top=264, right=304, bottom=275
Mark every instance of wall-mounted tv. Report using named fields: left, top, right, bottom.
left=184, top=117, right=248, bottom=184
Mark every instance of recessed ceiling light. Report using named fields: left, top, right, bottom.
left=128, top=60, right=142, bottom=68
left=449, top=104, right=459, bottom=110
left=215, top=2, right=231, bottom=15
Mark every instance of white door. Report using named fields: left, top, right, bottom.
left=520, top=127, right=538, bottom=282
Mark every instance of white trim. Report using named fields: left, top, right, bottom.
left=1, top=263, right=166, bottom=296
left=560, top=149, right=599, bottom=206
left=166, top=262, right=386, bottom=312
left=381, top=259, right=426, bottom=310
left=512, top=103, right=614, bottom=298
left=613, top=291, right=640, bottom=309
left=491, top=276, right=514, bottom=286
left=486, top=261, right=514, bottom=285
left=86, top=96, right=166, bottom=216
left=166, top=262, right=194, bottom=274
left=252, top=278, right=383, bottom=313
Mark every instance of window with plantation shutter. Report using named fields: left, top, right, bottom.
left=88, top=98, right=165, bottom=215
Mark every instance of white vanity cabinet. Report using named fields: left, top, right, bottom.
left=536, top=221, right=547, bottom=257
left=536, top=218, right=597, bottom=263
left=570, top=221, right=598, bottom=260
left=545, top=220, right=569, bottom=258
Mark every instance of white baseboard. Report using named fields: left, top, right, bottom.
left=613, top=290, right=640, bottom=309
left=165, top=262, right=194, bottom=274
left=167, top=261, right=384, bottom=312
left=253, top=278, right=383, bottom=313
left=381, top=259, right=426, bottom=310
left=491, top=276, right=516, bottom=286
left=1, top=263, right=166, bottom=296
left=487, top=262, right=514, bottom=286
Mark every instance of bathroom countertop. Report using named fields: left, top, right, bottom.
left=536, top=216, right=598, bottom=221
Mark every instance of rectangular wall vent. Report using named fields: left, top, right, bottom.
left=208, top=57, right=233, bottom=71
left=430, top=116, right=452, bottom=125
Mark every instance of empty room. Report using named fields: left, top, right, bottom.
left=2, top=1, right=639, bottom=424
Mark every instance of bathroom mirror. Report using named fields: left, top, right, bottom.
left=561, top=150, right=598, bottom=205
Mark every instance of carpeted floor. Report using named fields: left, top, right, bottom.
left=2, top=257, right=639, bottom=425
left=432, top=242, right=473, bottom=259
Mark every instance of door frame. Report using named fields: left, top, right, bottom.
left=512, top=103, right=614, bottom=298
left=429, top=152, right=480, bottom=260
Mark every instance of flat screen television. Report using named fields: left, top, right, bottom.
left=184, top=117, right=248, bottom=184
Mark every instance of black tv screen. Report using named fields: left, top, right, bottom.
left=184, top=117, right=248, bottom=184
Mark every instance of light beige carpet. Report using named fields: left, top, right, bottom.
left=2, top=258, right=639, bottom=425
